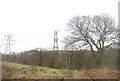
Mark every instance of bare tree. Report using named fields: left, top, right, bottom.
left=64, top=14, right=119, bottom=65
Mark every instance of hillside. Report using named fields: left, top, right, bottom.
left=2, top=61, right=118, bottom=79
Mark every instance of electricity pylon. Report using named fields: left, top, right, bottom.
left=53, top=30, right=58, bottom=51
left=4, top=34, right=13, bottom=54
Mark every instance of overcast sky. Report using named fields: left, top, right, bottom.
left=0, top=0, right=119, bottom=53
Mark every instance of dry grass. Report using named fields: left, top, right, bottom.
left=2, top=61, right=119, bottom=79
left=81, top=68, right=118, bottom=79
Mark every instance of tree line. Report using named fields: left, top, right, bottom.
left=2, top=48, right=118, bottom=70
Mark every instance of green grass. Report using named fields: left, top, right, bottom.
left=2, top=61, right=83, bottom=79
left=3, top=61, right=31, bottom=69
left=3, top=61, right=118, bottom=79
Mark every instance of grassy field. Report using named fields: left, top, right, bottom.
left=2, top=61, right=118, bottom=79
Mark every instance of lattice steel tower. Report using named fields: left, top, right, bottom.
left=4, top=34, right=13, bottom=54
left=53, top=30, right=58, bottom=51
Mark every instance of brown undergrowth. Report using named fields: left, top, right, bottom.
left=2, top=62, right=119, bottom=79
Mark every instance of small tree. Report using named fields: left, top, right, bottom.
left=64, top=14, right=119, bottom=66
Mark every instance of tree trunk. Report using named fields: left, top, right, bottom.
left=97, top=48, right=104, bottom=68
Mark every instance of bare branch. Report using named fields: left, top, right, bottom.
left=64, top=14, right=118, bottom=54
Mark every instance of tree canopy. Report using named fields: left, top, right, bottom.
left=64, top=14, right=118, bottom=57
